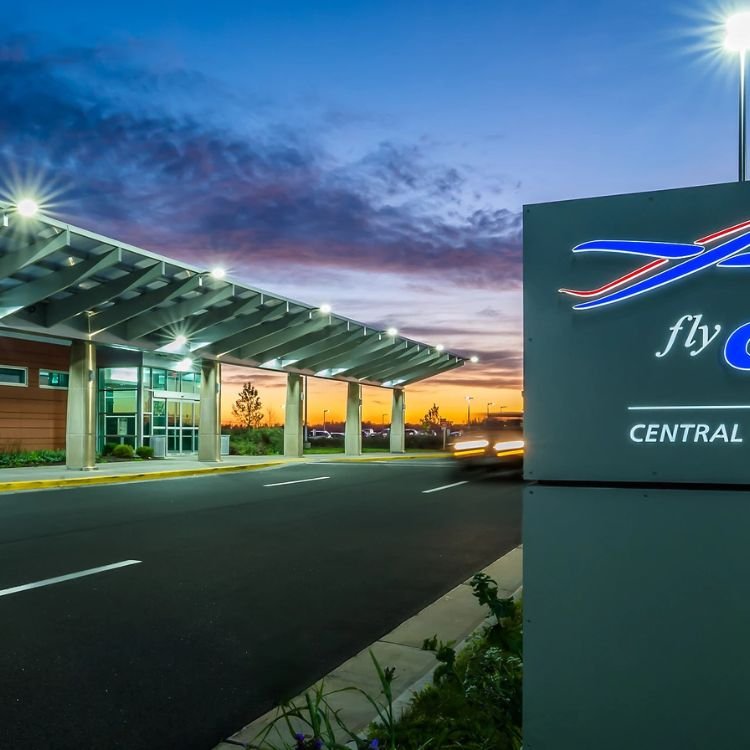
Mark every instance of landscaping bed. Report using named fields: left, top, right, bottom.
left=254, top=573, right=522, bottom=749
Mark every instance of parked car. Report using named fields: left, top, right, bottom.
left=309, top=429, right=332, bottom=439
left=330, top=432, right=345, bottom=438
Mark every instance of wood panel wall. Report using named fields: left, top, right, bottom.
left=0, top=337, right=69, bottom=451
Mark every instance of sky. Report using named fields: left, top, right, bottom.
left=0, top=0, right=745, bottom=424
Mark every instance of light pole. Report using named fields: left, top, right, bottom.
left=465, top=395, right=473, bottom=426
left=499, top=404, right=507, bottom=415
left=323, top=409, right=328, bottom=431
left=382, top=413, right=387, bottom=425
left=726, top=13, right=750, bottom=180
left=486, top=401, right=494, bottom=419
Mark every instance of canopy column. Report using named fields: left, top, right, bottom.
left=198, top=359, right=221, bottom=462
left=66, top=340, right=97, bottom=470
left=345, top=382, right=362, bottom=456
left=389, top=388, right=406, bottom=454
left=284, top=373, right=304, bottom=457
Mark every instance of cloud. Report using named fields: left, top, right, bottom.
left=0, top=33, right=522, bottom=292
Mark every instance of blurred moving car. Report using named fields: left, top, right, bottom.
left=451, top=415, right=524, bottom=470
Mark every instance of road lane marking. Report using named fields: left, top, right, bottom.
left=263, top=476, right=331, bottom=487
left=422, top=481, right=469, bottom=494
left=0, top=560, right=142, bottom=598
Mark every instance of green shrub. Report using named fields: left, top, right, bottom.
left=136, top=445, right=154, bottom=459
left=101, top=443, right=118, bottom=456
left=228, top=427, right=283, bottom=456
left=0, top=449, right=66, bottom=468
left=111, top=444, right=134, bottom=459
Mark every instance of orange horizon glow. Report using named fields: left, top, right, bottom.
left=219, top=365, right=522, bottom=427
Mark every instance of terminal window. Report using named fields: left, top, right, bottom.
left=0, top=366, right=27, bottom=387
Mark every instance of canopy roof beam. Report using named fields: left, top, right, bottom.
left=0, top=228, right=70, bottom=279
left=126, top=283, right=235, bottom=340
left=90, top=274, right=203, bottom=334
left=251, top=322, right=349, bottom=365
left=44, top=261, right=165, bottom=327
left=0, top=248, right=121, bottom=320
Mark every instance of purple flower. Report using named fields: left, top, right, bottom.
left=294, top=732, right=305, bottom=747
left=369, top=741, right=380, bottom=750
left=313, top=739, right=323, bottom=749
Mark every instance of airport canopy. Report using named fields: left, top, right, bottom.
left=0, top=204, right=465, bottom=387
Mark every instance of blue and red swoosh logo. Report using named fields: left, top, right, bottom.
left=560, top=219, right=750, bottom=310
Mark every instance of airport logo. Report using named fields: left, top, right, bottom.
left=559, top=219, right=750, bottom=311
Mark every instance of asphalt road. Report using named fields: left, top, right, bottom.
left=0, top=459, right=522, bottom=749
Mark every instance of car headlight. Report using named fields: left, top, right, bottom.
left=493, top=439, right=525, bottom=455
left=453, top=439, right=489, bottom=451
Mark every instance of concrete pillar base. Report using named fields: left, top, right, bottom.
left=345, top=382, right=362, bottom=456
left=284, top=373, right=304, bottom=457
left=66, top=340, right=97, bottom=470
left=389, top=388, right=406, bottom=454
left=198, top=360, right=222, bottom=462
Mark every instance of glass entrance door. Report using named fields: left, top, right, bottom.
left=164, top=398, right=199, bottom=454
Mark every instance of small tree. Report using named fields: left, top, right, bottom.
left=232, top=381, right=264, bottom=429
left=421, top=403, right=441, bottom=431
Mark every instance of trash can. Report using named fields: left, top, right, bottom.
left=152, top=435, right=167, bottom=459
left=220, top=435, right=230, bottom=456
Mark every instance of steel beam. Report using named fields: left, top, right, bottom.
left=126, top=283, right=235, bottom=339
left=45, top=261, right=164, bottom=326
left=251, top=322, right=348, bottom=365
left=89, top=274, right=202, bottom=333
left=0, top=229, right=70, bottom=279
left=0, top=248, right=121, bottom=320
left=237, top=316, right=337, bottom=361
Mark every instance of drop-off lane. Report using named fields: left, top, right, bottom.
left=0, top=460, right=521, bottom=750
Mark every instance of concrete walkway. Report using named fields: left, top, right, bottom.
left=215, top=545, right=523, bottom=750
left=0, top=452, right=448, bottom=492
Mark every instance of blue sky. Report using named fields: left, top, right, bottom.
left=0, top=0, right=745, bottom=419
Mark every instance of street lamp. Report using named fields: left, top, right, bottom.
left=486, top=401, right=494, bottom=419
left=465, top=395, right=474, bottom=426
left=323, top=409, right=328, bottom=431
left=726, top=12, right=750, bottom=180
left=499, top=404, right=508, bottom=415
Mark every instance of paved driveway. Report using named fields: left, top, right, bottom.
left=0, top=459, right=522, bottom=749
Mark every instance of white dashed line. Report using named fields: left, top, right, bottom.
left=0, top=560, right=142, bottom=598
left=422, top=481, right=469, bottom=494
left=263, top=476, right=331, bottom=487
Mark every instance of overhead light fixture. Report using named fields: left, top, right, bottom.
left=176, top=357, right=193, bottom=372
left=386, top=327, right=398, bottom=337
left=320, top=303, right=332, bottom=314
left=436, top=344, right=445, bottom=351
left=470, top=355, right=479, bottom=363
left=174, top=334, right=188, bottom=347
left=16, top=198, right=39, bottom=218
left=210, top=267, right=226, bottom=280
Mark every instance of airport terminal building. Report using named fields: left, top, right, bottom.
left=0, top=202, right=464, bottom=465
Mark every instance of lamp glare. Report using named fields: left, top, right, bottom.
left=436, top=344, right=445, bottom=351
left=211, top=267, right=226, bottom=280
left=174, top=335, right=188, bottom=347
left=726, top=12, right=750, bottom=51
left=320, top=303, right=332, bottom=314
left=16, top=199, right=39, bottom=218
left=470, top=355, right=479, bottom=364
left=386, top=327, right=398, bottom=337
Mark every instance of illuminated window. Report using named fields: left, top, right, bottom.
left=0, top=366, right=27, bottom=387
left=39, top=369, right=69, bottom=389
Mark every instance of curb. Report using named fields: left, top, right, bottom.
left=0, top=453, right=450, bottom=493
left=0, top=461, right=286, bottom=493
left=217, top=544, right=523, bottom=750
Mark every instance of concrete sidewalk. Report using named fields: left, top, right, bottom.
left=0, top=452, right=448, bottom=492
left=215, top=545, right=523, bottom=750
